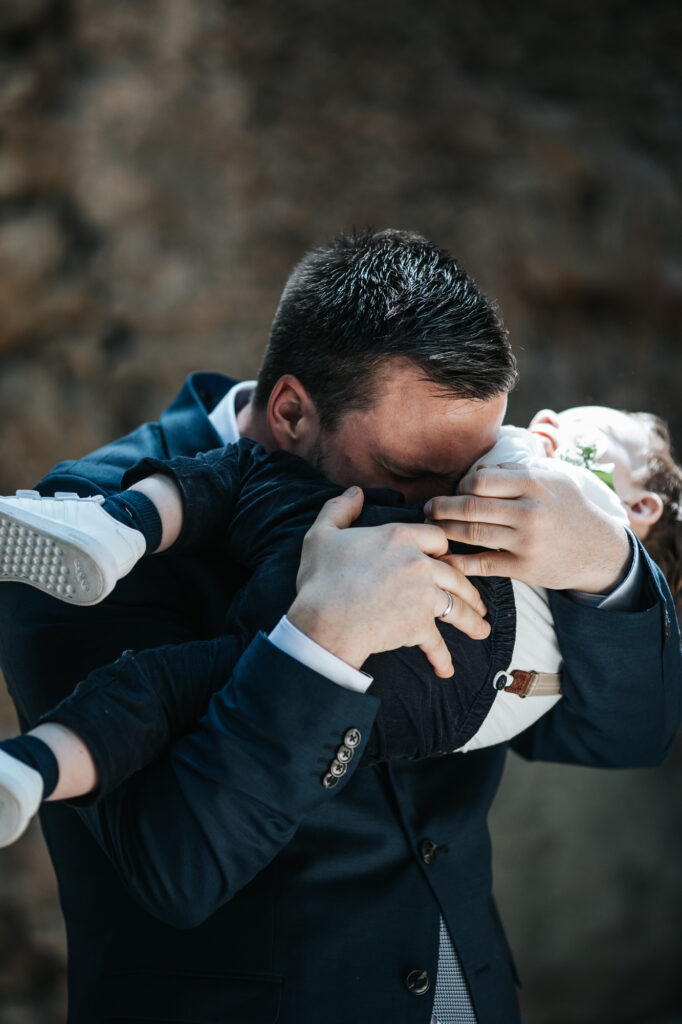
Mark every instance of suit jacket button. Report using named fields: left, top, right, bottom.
left=336, top=744, right=354, bottom=763
left=405, top=968, right=430, bottom=995
left=344, top=728, right=361, bottom=748
left=329, top=759, right=347, bottom=778
left=419, top=838, right=438, bottom=865
left=322, top=772, right=339, bottom=789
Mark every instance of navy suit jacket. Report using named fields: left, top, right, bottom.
left=0, top=372, right=680, bottom=1024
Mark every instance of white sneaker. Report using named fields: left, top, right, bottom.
left=0, top=748, right=44, bottom=847
left=0, top=491, right=147, bottom=606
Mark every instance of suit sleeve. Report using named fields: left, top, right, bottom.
left=76, top=635, right=379, bottom=928
left=511, top=544, right=682, bottom=767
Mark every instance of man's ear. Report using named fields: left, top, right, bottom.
left=623, top=490, right=664, bottom=539
left=266, top=374, right=320, bottom=453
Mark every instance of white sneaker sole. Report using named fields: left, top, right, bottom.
left=0, top=499, right=120, bottom=606
left=0, top=748, right=43, bottom=848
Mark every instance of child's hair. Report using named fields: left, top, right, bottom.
left=630, top=412, right=682, bottom=617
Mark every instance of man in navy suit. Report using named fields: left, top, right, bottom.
left=1, top=230, right=679, bottom=1024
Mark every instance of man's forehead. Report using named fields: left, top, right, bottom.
left=368, top=369, right=507, bottom=424
left=333, top=362, right=508, bottom=469
left=373, top=390, right=506, bottom=466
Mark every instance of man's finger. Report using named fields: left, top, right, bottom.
left=432, top=560, right=487, bottom=616
left=382, top=521, right=450, bottom=558
left=313, top=487, right=365, bottom=530
left=435, top=587, right=491, bottom=640
left=418, top=625, right=455, bottom=679
left=426, top=493, right=527, bottom=528
left=432, top=518, right=517, bottom=550
left=445, top=549, right=518, bottom=580
left=450, top=465, right=536, bottom=502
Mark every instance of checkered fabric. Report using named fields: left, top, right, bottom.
left=430, top=915, right=477, bottom=1023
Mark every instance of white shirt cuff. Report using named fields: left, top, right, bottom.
left=567, top=531, right=643, bottom=610
left=268, top=616, right=374, bottom=693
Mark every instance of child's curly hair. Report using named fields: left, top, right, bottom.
left=629, top=412, right=682, bottom=617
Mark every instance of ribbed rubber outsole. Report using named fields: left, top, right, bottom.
left=0, top=510, right=106, bottom=604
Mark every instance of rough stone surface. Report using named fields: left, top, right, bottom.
left=0, top=1, right=680, bottom=1021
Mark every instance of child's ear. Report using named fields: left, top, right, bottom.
left=528, top=409, right=560, bottom=456
left=623, top=490, right=664, bottom=539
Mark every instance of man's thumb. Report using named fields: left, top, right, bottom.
left=318, top=486, right=364, bottom=530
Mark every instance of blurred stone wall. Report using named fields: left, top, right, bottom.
left=0, top=0, right=680, bottom=1021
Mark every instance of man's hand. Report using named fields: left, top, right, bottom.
left=287, top=487, right=490, bottom=678
left=424, top=463, right=632, bottom=593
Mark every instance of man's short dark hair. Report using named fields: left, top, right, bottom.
left=254, top=229, right=517, bottom=430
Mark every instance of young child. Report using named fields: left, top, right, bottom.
left=0, top=404, right=679, bottom=847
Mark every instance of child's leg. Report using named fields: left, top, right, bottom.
left=126, top=475, right=183, bottom=552
left=0, top=489, right=159, bottom=606
left=0, top=442, right=252, bottom=606
left=91, top=474, right=181, bottom=555
left=0, top=633, right=245, bottom=846
left=0, top=722, right=97, bottom=848
left=32, top=722, right=99, bottom=799
left=0, top=733, right=60, bottom=846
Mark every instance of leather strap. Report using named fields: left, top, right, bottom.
left=494, top=669, right=563, bottom=698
